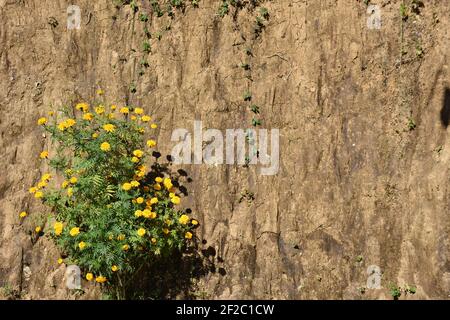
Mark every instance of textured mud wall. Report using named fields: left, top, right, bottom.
left=0, top=0, right=449, bottom=299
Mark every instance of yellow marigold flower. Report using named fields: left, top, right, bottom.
left=39, top=151, right=49, bottom=159
left=134, top=210, right=143, bottom=217
left=179, top=215, right=189, bottom=225
left=67, top=188, right=73, bottom=197
left=19, top=211, right=27, bottom=218
left=136, top=197, right=144, bottom=204
left=70, top=227, right=80, bottom=237
left=130, top=115, right=137, bottom=121
left=151, top=238, right=157, bottom=244
left=95, top=276, right=107, bottom=283
left=134, top=108, right=144, bottom=114
left=185, top=232, right=193, bottom=240
left=100, top=142, right=111, bottom=152
left=191, top=219, right=199, bottom=226
left=86, top=273, right=93, bottom=281
left=131, top=180, right=140, bottom=187
left=147, top=140, right=157, bottom=148
left=138, top=128, right=145, bottom=134
left=136, top=170, right=145, bottom=178
left=96, top=89, right=104, bottom=95
left=35, top=191, right=44, bottom=198
left=95, top=105, right=105, bottom=115
left=142, top=209, right=151, bottom=218
left=57, top=121, right=67, bottom=131
left=163, top=228, right=169, bottom=235
left=78, top=241, right=86, bottom=250
left=108, top=113, right=115, bottom=119
left=37, top=117, right=47, bottom=125
left=111, top=105, right=117, bottom=111
left=57, top=258, right=63, bottom=264
left=35, top=226, right=41, bottom=233
left=65, top=169, right=73, bottom=175
left=153, top=177, right=162, bottom=184
left=111, top=265, right=118, bottom=272
left=54, top=222, right=63, bottom=236
left=122, top=244, right=130, bottom=251
left=141, top=115, right=151, bottom=122
left=122, top=182, right=132, bottom=191
left=171, top=196, right=181, bottom=205
left=42, top=173, right=51, bottom=181
left=169, top=192, right=175, bottom=198
left=143, top=211, right=155, bottom=219
left=61, top=181, right=69, bottom=188
left=103, top=123, right=115, bottom=133
left=137, top=228, right=146, bottom=237
left=92, top=132, right=99, bottom=139
left=153, top=183, right=161, bottom=191
left=150, top=123, right=158, bottom=129
left=133, top=149, right=144, bottom=158
left=165, top=219, right=172, bottom=226
left=76, top=103, right=89, bottom=112
left=29, top=187, right=38, bottom=194
left=83, top=113, right=93, bottom=121
left=131, top=156, right=140, bottom=163
left=117, top=234, right=126, bottom=241
left=37, top=181, right=47, bottom=188
left=70, top=177, right=78, bottom=184
left=65, top=118, right=76, bottom=127
left=119, top=107, right=129, bottom=114
left=163, top=178, right=173, bottom=190
left=150, top=197, right=158, bottom=204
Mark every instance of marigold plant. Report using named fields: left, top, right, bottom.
left=29, top=99, right=198, bottom=298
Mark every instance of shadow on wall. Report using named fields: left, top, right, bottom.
left=119, top=156, right=223, bottom=300
left=440, top=88, right=450, bottom=128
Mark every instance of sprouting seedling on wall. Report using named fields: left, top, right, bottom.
left=407, top=118, right=416, bottom=131
left=130, top=0, right=138, bottom=12
left=400, top=3, right=408, bottom=21
left=250, top=105, right=260, bottom=114
left=151, top=0, right=164, bottom=17
left=254, top=7, right=269, bottom=36
left=171, top=0, right=184, bottom=8
left=252, top=118, right=261, bottom=127
left=415, top=43, right=424, bottom=58
left=139, top=12, right=149, bottom=22
left=191, top=0, right=200, bottom=8
left=143, top=41, right=151, bottom=54
left=240, top=63, right=250, bottom=70
left=218, top=1, right=229, bottom=17
left=167, top=3, right=175, bottom=17
left=389, top=284, right=402, bottom=300
left=259, top=7, right=269, bottom=20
